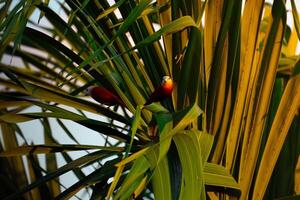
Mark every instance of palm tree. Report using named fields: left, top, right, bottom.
left=0, top=0, right=300, bottom=199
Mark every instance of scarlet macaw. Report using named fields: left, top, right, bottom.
left=87, top=76, right=173, bottom=107
left=87, top=86, right=125, bottom=107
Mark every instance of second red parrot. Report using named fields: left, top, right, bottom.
left=87, top=86, right=125, bottom=107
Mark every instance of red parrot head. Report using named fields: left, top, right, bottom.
left=144, top=76, right=173, bottom=105
left=161, top=76, right=173, bottom=96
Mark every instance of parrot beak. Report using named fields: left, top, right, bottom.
left=85, top=86, right=93, bottom=96
left=161, top=76, right=172, bottom=85
left=162, top=76, right=170, bottom=83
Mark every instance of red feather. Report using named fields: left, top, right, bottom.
left=88, top=86, right=124, bottom=106
left=145, top=76, right=173, bottom=105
